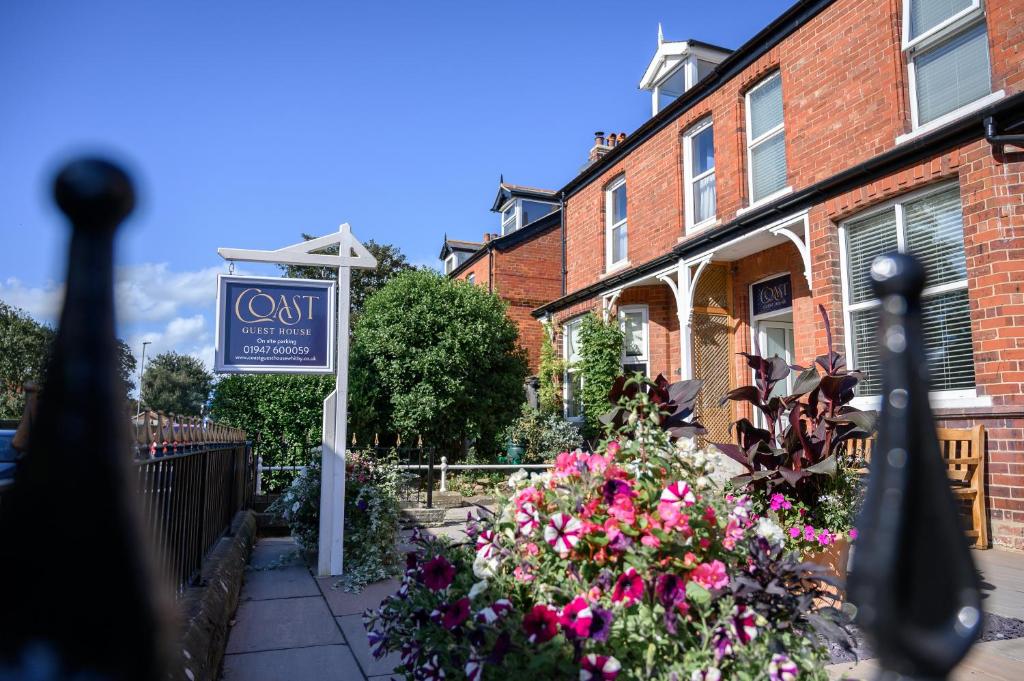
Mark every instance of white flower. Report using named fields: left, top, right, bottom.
left=755, top=517, right=785, bottom=545
left=291, top=501, right=300, bottom=513
left=695, top=476, right=711, bottom=490
left=676, top=436, right=697, bottom=454
left=468, top=580, right=489, bottom=600
left=530, top=471, right=551, bottom=486
left=473, top=554, right=498, bottom=579
left=507, top=469, right=529, bottom=488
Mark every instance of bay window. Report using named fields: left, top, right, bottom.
left=841, top=183, right=975, bottom=398
left=745, top=72, right=787, bottom=205
left=903, top=0, right=993, bottom=129
left=683, top=119, right=716, bottom=230
left=606, top=177, right=628, bottom=270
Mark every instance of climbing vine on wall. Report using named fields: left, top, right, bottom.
left=577, top=312, right=624, bottom=438
left=537, top=321, right=565, bottom=415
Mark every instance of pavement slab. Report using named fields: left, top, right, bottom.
left=241, top=566, right=320, bottom=601
left=248, top=537, right=304, bottom=570
left=226, top=596, right=343, bottom=654
left=222, top=644, right=361, bottom=681
left=337, top=614, right=402, bottom=678
left=317, top=577, right=400, bottom=617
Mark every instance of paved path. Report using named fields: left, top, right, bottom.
left=222, top=515, right=471, bottom=681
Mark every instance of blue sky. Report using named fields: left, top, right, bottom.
left=0, top=0, right=791, bottom=372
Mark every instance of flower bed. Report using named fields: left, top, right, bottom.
left=365, top=388, right=848, bottom=679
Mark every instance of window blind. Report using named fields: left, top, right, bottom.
left=904, top=187, right=967, bottom=288
left=909, top=0, right=973, bottom=40
left=749, top=74, right=783, bottom=139
left=694, top=174, right=716, bottom=224
left=750, top=133, right=787, bottom=203
left=914, top=21, right=991, bottom=124
left=921, top=289, right=975, bottom=391
left=846, top=209, right=899, bottom=305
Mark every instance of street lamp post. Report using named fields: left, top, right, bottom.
left=135, top=340, right=151, bottom=419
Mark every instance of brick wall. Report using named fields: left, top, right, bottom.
left=563, top=0, right=1024, bottom=294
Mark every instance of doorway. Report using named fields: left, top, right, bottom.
left=749, top=272, right=795, bottom=426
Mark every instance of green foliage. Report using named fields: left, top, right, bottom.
left=281, top=238, right=414, bottom=325
left=269, top=448, right=404, bottom=591
left=0, top=301, right=135, bottom=418
left=537, top=322, right=564, bottom=415
left=209, top=373, right=333, bottom=491
left=351, top=269, right=527, bottom=458
left=141, top=351, right=213, bottom=415
left=577, top=312, right=624, bottom=437
left=501, top=404, right=581, bottom=464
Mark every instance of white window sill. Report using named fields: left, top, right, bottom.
left=685, top=218, right=720, bottom=235
left=736, top=186, right=794, bottom=216
left=851, top=391, right=992, bottom=411
left=603, top=260, right=631, bottom=277
left=896, top=90, right=1005, bottom=145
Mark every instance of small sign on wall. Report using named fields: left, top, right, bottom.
left=751, top=273, right=792, bottom=317
left=215, top=275, right=336, bottom=373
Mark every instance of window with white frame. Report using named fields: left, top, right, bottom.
left=467, top=272, right=475, bottom=285
left=444, top=253, right=458, bottom=274
left=606, top=177, right=628, bottom=269
left=745, top=72, right=787, bottom=205
left=500, top=201, right=517, bottom=235
left=841, top=183, right=975, bottom=397
left=683, top=119, right=716, bottom=230
left=903, top=0, right=992, bottom=128
left=563, top=317, right=584, bottom=419
left=618, top=305, right=649, bottom=377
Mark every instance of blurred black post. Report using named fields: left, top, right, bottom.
left=426, top=447, right=434, bottom=509
left=0, top=159, right=170, bottom=680
left=847, top=253, right=981, bottom=680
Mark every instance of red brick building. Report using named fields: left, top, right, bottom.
left=442, top=183, right=563, bottom=373
left=513, top=0, right=1024, bottom=547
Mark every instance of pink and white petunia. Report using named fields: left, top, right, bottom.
left=476, top=598, right=513, bottom=624
left=544, top=513, right=582, bottom=557
left=731, top=604, right=758, bottom=643
left=517, top=502, right=541, bottom=536
left=580, top=654, right=621, bottom=680
left=475, top=530, right=497, bottom=559
left=768, top=654, right=798, bottom=681
left=465, top=656, right=483, bottom=681
left=660, top=481, right=696, bottom=507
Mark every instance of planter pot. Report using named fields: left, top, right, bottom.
left=505, top=441, right=525, bottom=465
left=807, top=538, right=851, bottom=607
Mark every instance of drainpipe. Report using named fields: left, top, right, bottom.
left=559, top=191, right=567, bottom=296
left=488, top=248, right=494, bottom=294
left=984, top=116, right=1024, bottom=153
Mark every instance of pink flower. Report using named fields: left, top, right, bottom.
left=661, top=481, right=697, bottom=507
left=723, top=518, right=744, bottom=550
left=422, top=555, right=456, bottom=591
left=476, top=530, right=497, bottom=559
left=513, top=565, right=535, bottom=583
left=691, top=668, right=722, bottom=681
left=849, top=528, right=859, bottom=540
left=769, top=653, right=799, bottom=681
left=788, top=527, right=801, bottom=539
left=691, top=560, right=729, bottom=590
left=544, top=513, right=582, bottom=557
left=640, top=533, right=661, bottom=548
left=523, top=542, right=540, bottom=556
left=586, top=453, right=610, bottom=473
left=516, top=502, right=540, bottom=537
left=803, top=525, right=816, bottom=541
left=580, top=654, right=621, bottom=681
left=559, top=596, right=593, bottom=638
left=606, top=440, right=622, bottom=458
left=476, top=598, right=513, bottom=624
left=465, top=657, right=483, bottom=681
left=522, top=604, right=559, bottom=643
left=769, top=493, right=792, bottom=511
left=817, top=529, right=834, bottom=546
left=603, top=518, right=621, bottom=543
left=608, top=495, right=636, bottom=525
left=611, top=567, right=644, bottom=605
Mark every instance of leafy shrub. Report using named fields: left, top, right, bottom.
left=365, top=388, right=848, bottom=679
left=537, top=322, right=566, bottom=416
left=501, top=404, right=582, bottom=464
left=271, top=448, right=405, bottom=591
left=715, top=307, right=874, bottom=533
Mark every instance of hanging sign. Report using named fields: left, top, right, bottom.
left=215, top=274, right=336, bottom=374
left=751, top=273, right=792, bottom=317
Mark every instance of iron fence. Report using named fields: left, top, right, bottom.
left=135, top=440, right=255, bottom=595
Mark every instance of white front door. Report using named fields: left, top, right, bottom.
left=756, top=320, right=795, bottom=399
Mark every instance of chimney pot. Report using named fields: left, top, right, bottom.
left=594, top=131, right=605, bottom=146
left=618, top=132, right=626, bottom=144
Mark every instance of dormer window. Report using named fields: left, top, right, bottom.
left=444, top=254, right=458, bottom=274
left=639, top=27, right=731, bottom=117
left=493, top=185, right=558, bottom=236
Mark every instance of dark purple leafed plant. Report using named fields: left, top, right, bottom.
left=714, top=306, right=876, bottom=505
left=601, top=373, right=705, bottom=439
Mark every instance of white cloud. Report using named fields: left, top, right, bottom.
left=128, top=314, right=214, bottom=375
left=0, top=277, right=64, bottom=323
left=115, top=263, right=226, bottom=324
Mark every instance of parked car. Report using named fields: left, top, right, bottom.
left=0, top=429, right=19, bottom=487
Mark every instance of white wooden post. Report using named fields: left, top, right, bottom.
left=218, top=223, right=376, bottom=577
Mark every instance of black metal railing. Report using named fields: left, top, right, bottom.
left=136, top=439, right=254, bottom=595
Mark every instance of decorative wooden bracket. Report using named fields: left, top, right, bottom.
left=218, top=223, right=377, bottom=269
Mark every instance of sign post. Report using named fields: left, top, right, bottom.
left=217, top=224, right=377, bottom=576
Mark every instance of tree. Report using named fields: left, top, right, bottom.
left=578, top=312, right=624, bottom=438
left=141, top=351, right=213, bottom=415
left=0, top=301, right=136, bottom=419
left=351, top=269, right=527, bottom=458
left=280, top=237, right=414, bottom=324
left=536, top=321, right=565, bottom=415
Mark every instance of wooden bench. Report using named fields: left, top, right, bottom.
left=846, top=424, right=988, bottom=548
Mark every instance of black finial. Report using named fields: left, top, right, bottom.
left=0, top=158, right=170, bottom=680
left=848, top=252, right=981, bottom=678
